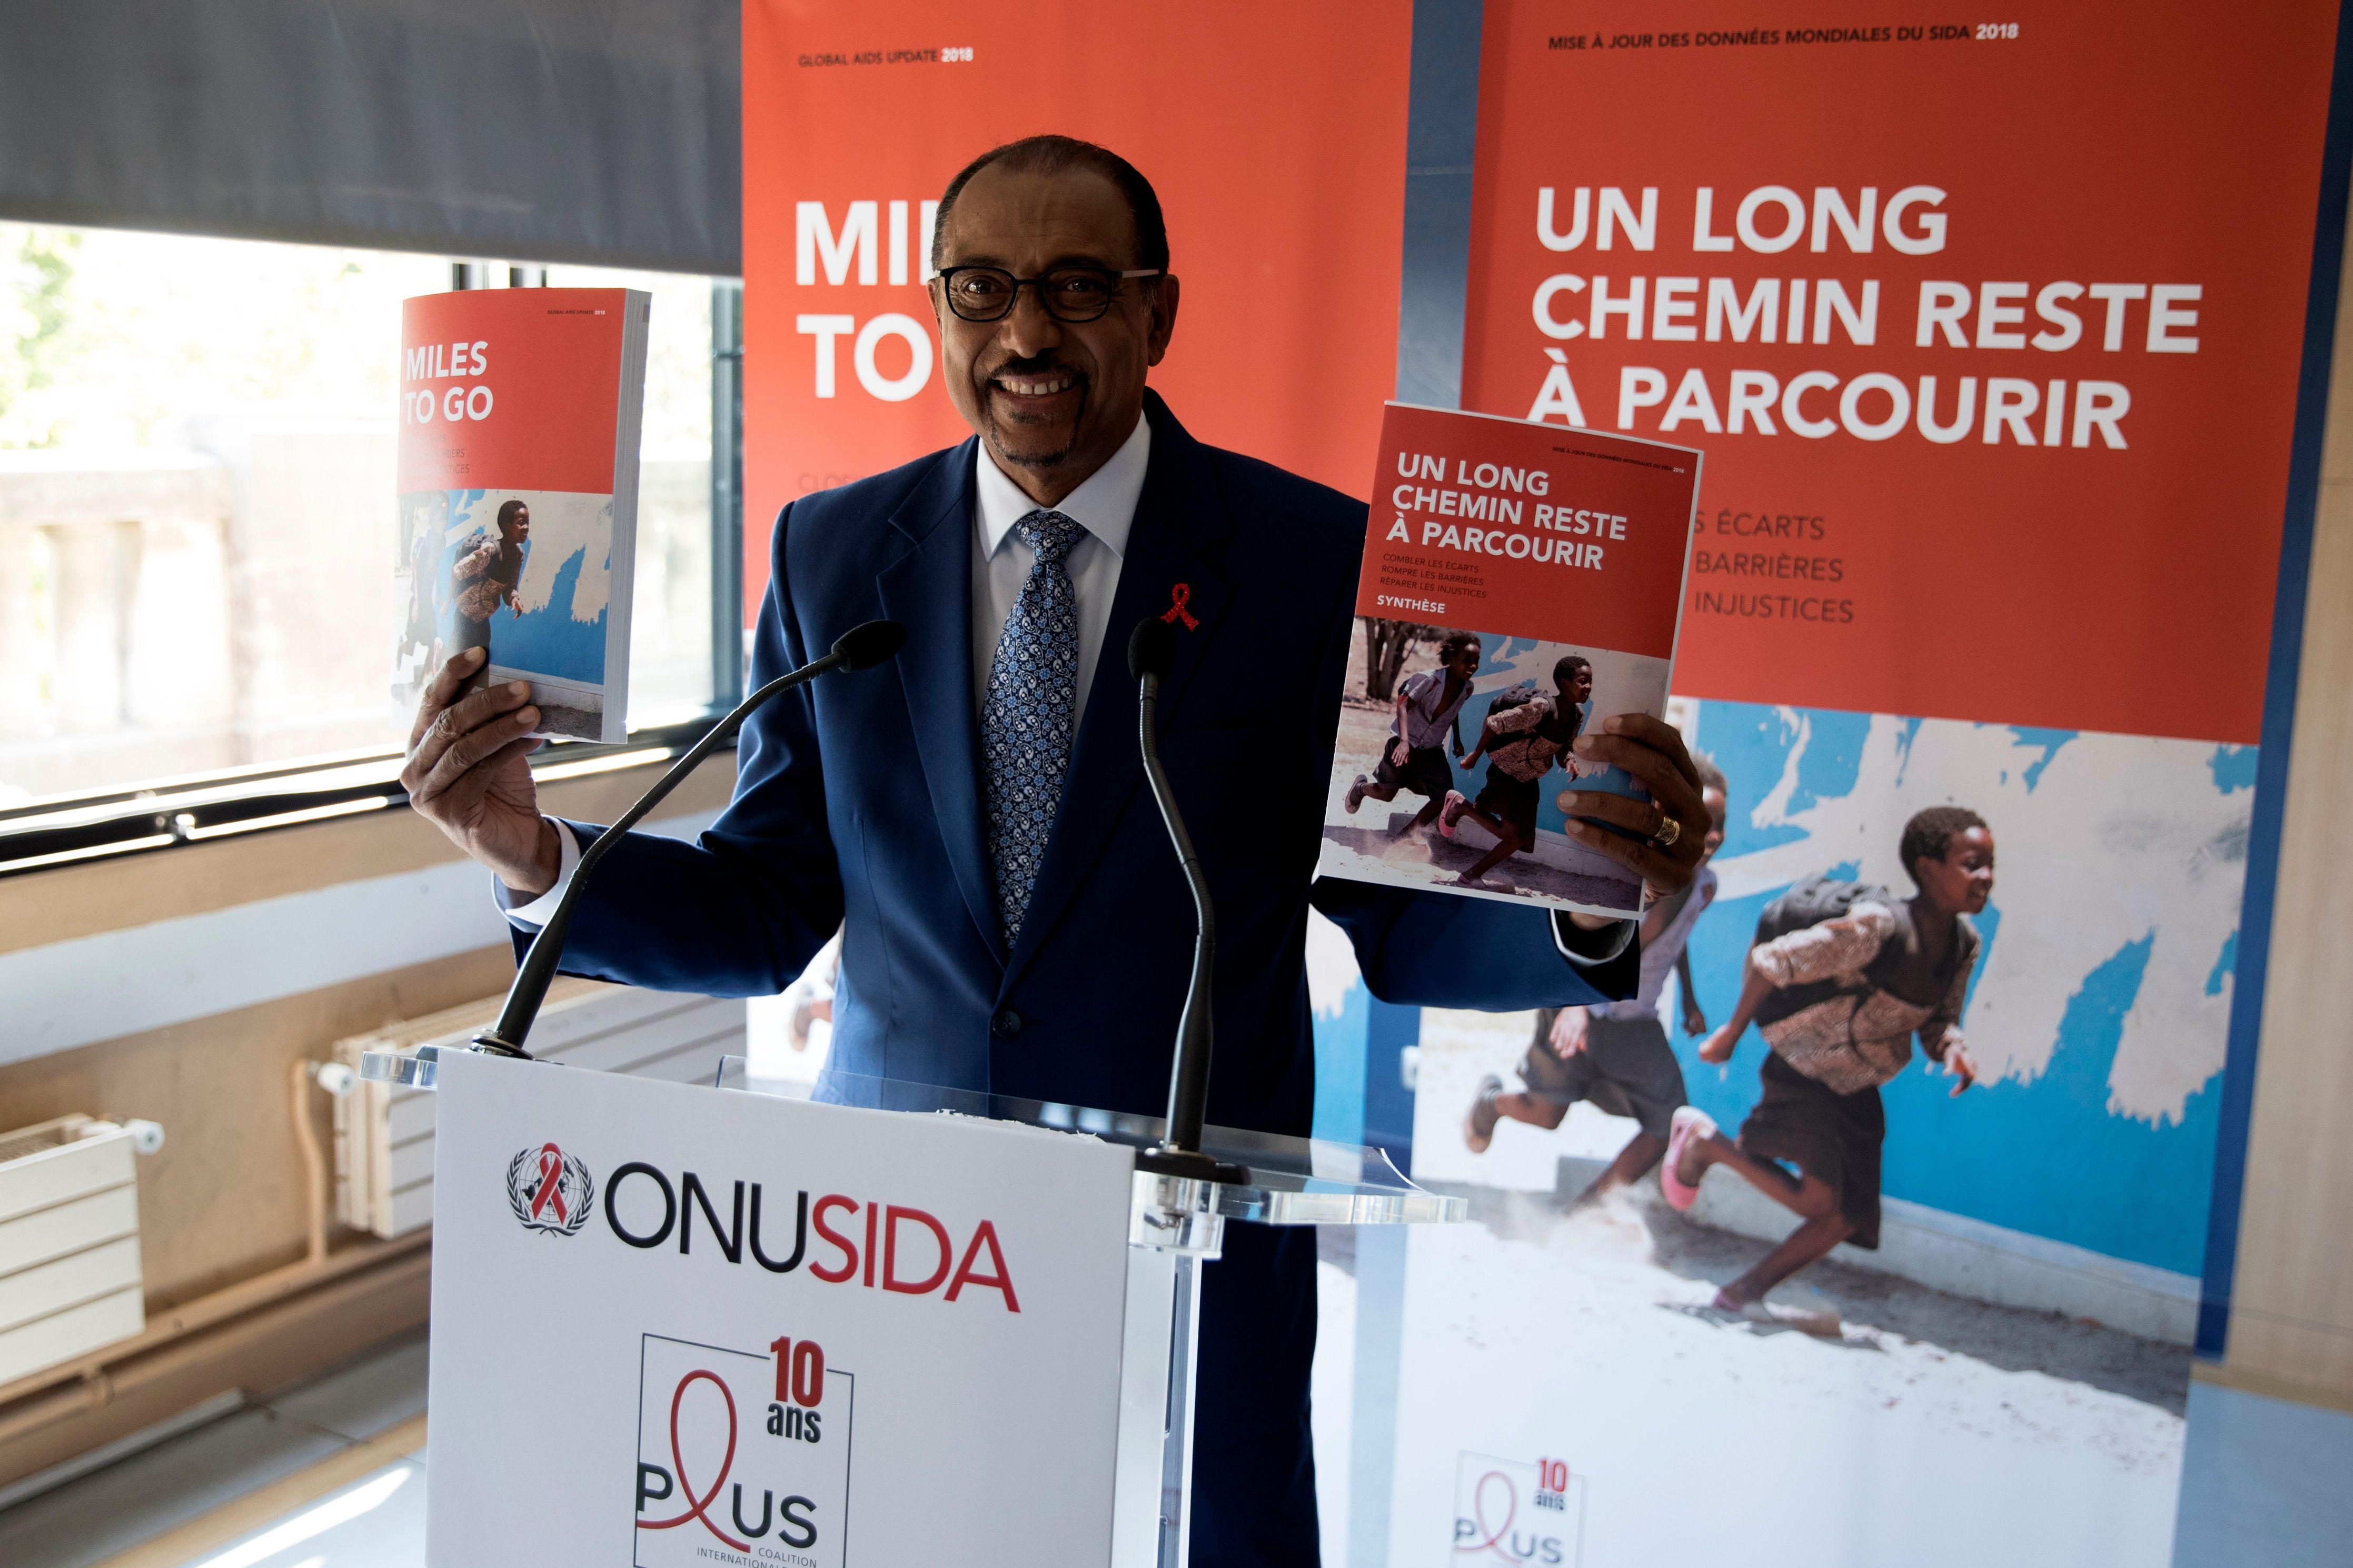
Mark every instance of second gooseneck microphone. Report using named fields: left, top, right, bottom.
left=1128, top=617, right=1233, bottom=1177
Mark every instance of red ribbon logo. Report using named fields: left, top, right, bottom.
left=504, top=1142, right=593, bottom=1235
left=1460, top=1467, right=1517, bottom=1559
left=529, top=1144, right=567, bottom=1223
left=1160, top=581, right=1198, bottom=629
left=639, top=1370, right=749, bottom=1551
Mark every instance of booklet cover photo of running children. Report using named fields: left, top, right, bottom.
left=393, top=287, right=651, bottom=743
left=1318, top=403, right=1700, bottom=920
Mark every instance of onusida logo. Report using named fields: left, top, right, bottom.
left=499, top=1141, right=1024, bottom=1308
left=507, top=1142, right=594, bottom=1236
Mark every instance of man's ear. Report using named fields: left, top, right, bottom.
left=1146, top=275, right=1182, bottom=367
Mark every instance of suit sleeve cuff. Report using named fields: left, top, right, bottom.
left=1552, top=911, right=1637, bottom=968
left=495, top=819, right=581, bottom=929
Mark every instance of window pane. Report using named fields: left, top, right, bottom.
left=0, top=227, right=723, bottom=812
left=542, top=264, right=718, bottom=725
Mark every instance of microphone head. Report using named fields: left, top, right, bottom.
left=1128, top=617, right=1177, bottom=683
left=832, top=620, right=908, bottom=671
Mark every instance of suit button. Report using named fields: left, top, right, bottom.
left=990, top=1007, right=1023, bottom=1040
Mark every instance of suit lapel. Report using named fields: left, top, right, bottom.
left=875, top=442, right=1006, bottom=965
left=1001, top=396, right=1236, bottom=990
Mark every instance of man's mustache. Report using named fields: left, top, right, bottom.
left=983, top=355, right=1088, bottom=384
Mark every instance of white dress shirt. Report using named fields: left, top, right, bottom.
left=970, top=412, right=1148, bottom=723
left=502, top=410, right=1628, bottom=965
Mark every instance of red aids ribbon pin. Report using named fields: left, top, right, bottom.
left=1160, top=582, right=1198, bottom=630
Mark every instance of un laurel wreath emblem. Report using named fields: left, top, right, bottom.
left=507, top=1142, right=594, bottom=1236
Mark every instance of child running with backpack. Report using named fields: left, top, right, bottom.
left=1662, top=805, right=1993, bottom=1328
left=1345, top=632, right=1481, bottom=833
left=1439, top=654, right=1593, bottom=887
left=1462, top=754, right=1729, bottom=1207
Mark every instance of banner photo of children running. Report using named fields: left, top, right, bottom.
left=1322, top=624, right=1669, bottom=913
left=1335, top=697, right=2247, bottom=1567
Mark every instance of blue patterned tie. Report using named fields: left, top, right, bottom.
left=981, top=509, right=1085, bottom=946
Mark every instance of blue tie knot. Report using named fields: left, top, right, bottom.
left=1015, top=509, right=1084, bottom=566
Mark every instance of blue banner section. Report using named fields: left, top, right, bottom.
left=1688, top=699, right=2245, bottom=1277
left=1312, top=980, right=1423, bottom=1179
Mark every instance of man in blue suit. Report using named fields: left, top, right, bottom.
left=403, top=134, right=1709, bottom=1564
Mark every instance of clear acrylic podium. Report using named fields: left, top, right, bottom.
left=366, top=1042, right=1464, bottom=1566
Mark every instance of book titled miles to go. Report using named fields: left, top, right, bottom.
left=392, top=287, right=651, bottom=743
left=1316, top=403, right=1701, bottom=921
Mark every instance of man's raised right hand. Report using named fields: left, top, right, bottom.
left=402, top=647, right=561, bottom=896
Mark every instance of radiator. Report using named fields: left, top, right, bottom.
left=332, top=981, right=748, bottom=1239
left=0, top=1116, right=147, bottom=1384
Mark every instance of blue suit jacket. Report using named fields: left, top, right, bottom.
left=547, top=391, right=1634, bottom=1137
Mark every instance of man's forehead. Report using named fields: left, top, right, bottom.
left=939, top=164, right=1137, bottom=266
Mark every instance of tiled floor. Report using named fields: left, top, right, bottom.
left=0, top=1329, right=429, bottom=1568
left=173, top=1453, right=426, bottom=1568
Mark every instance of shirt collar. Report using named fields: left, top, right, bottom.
left=975, top=412, right=1150, bottom=561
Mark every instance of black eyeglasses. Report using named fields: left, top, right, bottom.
left=935, top=265, right=1164, bottom=324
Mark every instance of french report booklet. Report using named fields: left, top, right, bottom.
left=392, top=287, right=651, bottom=743
left=1317, top=403, right=1701, bottom=920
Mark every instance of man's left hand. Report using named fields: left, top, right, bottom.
left=1557, top=714, right=1709, bottom=901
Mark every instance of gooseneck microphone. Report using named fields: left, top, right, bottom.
left=1127, top=618, right=1239, bottom=1182
left=473, top=618, right=908, bottom=1060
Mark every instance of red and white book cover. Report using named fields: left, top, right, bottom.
left=1317, top=403, right=1701, bottom=919
left=393, top=287, right=651, bottom=743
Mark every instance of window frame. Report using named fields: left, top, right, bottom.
left=0, top=274, right=748, bottom=882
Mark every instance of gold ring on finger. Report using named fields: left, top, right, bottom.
left=1654, top=814, right=1681, bottom=847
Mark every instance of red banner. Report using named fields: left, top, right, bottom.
left=741, top=1, right=1414, bottom=611
left=1461, top=3, right=2339, bottom=742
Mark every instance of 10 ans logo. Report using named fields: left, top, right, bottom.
left=635, top=1333, right=854, bottom=1568
left=507, top=1143, right=593, bottom=1236
left=1452, top=1451, right=1585, bottom=1565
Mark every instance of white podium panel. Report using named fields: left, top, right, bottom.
left=424, top=1050, right=1138, bottom=1568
